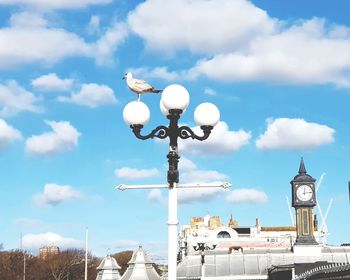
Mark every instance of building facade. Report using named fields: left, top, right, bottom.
left=39, top=245, right=60, bottom=259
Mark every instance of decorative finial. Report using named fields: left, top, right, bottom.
left=298, top=157, right=307, bottom=175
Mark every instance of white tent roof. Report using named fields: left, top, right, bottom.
left=120, top=246, right=160, bottom=280
left=96, top=254, right=121, bottom=280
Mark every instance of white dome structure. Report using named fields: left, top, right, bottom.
left=120, top=246, right=160, bottom=280
left=96, top=254, right=121, bottom=280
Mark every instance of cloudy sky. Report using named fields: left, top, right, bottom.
left=1, top=0, right=350, bottom=261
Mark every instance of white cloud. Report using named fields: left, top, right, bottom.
left=9, top=11, right=47, bottom=28
left=0, top=80, right=42, bottom=116
left=0, top=118, right=22, bottom=150
left=0, top=12, right=128, bottom=69
left=179, top=156, right=197, bottom=172
left=128, top=0, right=276, bottom=54
left=178, top=186, right=228, bottom=204
left=147, top=189, right=164, bottom=203
left=204, top=87, right=217, bottom=96
left=226, top=188, right=268, bottom=204
left=190, top=18, right=350, bottom=87
left=0, top=0, right=111, bottom=10
left=26, top=120, right=80, bottom=156
left=179, top=158, right=229, bottom=204
left=33, top=183, right=82, bottom=207
left=14, top=218, right=43, bottom=228
left=182, top=170, right=228, bottom=183
left=148, top=158, right=229, bottom=204
left=94, top=22, right=129, bottom=66
left=256, top=118, right=335, bottom=150
left=128, top=66, right=182, bottom=81
left=22, top=232, right=83, bottom=249
left=102, top=240, right=140, bottom=250
left=87, top=15, right=100, bottom=35
left=129, top=1, right=350, bottom=88
left=147, top=182, right=228, bottom=205
left=0, top=14, right=91, bottom=68
left=58, top=83, right=117, bottom=108
left=32, top=73, right=74, bottom=92
left=115, top=167, right=159, bottom=180
left=179, top=121, right=251, bottom=156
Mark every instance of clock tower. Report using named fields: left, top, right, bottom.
left=290, top=158, right=318, bottom=245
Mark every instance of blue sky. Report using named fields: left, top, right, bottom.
left=0, top=0, right=350, bottom=261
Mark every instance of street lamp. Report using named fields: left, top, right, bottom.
left=123, top=84, right=220, bottom=280
left=192, top=241, right=217, bottom=278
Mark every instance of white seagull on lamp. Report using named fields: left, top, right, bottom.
left=123, top=72, right=162, bottom=101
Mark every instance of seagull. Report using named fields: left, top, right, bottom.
left=123, top=72, right=162, bottom=101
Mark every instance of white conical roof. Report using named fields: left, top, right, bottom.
left=96, top=254, right=121, bottom=280
left=120, top=246, right=160, bottom=280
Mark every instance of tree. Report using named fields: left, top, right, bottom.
left=0, top=249, right=100, bottom=280
left=45, top=249, right=99, bottom=280
left=0, top=250, right=23, bottom=280
left=112, top=250, right=133, bottom=275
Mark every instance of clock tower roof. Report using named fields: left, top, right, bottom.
left=292, top=157, right=316, bottom=183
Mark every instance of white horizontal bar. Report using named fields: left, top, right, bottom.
left=117, top=184, right=168, bottom=190
left=179, top=182, right=232, bottom=189
left=116, top=182, right=231, bottom=191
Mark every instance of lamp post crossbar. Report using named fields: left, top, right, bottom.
left=117, top=182, right=232, bottom=191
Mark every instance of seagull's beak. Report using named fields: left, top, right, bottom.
left=122, top=77, right=125, bottom=80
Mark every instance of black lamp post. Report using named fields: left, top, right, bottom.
left=193, top=241, right=217, bottom=277
left=123, top=84, right=221, bottom=280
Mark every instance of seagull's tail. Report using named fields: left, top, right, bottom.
left=151, top=88, right=163, bottom=93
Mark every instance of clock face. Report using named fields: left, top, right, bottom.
left=296, top=185, right=313, bottom=201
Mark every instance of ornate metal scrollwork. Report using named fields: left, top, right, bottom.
left=178, top=125, right=213, bottom=141
left=129, top=112, right=214, bottom=185
left=131, top=124, right=169, bottom=140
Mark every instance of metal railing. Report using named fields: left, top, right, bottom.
left=294, top=262, right=350, bottom=280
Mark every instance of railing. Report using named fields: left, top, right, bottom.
left=294, top=262, right=350, bottom=280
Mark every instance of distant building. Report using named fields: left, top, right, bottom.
left=179, top=214, right=299, bottom=259
left=39, top=245, right=60, bottom=259
left=175, top=159, right=350, bottom=279
left=120, top=245, right=160, bottom=280
left=96, top=254, right=121, bottom=280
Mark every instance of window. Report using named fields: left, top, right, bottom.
left=217, top=231, right=231, bottom=238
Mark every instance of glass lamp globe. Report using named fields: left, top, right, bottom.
left=161, top=84, right=190, bottom=113
left=160, top=100, right=169, bottom=116
left=123, top=101, right=150, bottom=126
left=194, top=102, right=220, bottom=127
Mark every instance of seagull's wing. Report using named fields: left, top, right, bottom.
left=131, top=78, right=154, bottom=92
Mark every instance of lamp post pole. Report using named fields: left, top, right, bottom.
left=123, top=84, right=221, bottom=280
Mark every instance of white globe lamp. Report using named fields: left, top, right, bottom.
left=194, top=102, right=220, bottom=127
left=161, top=84, right=190, bottom=113
left=160, top=100, right=169, bottom=116
left=123, top=101, right=150, bottom=126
